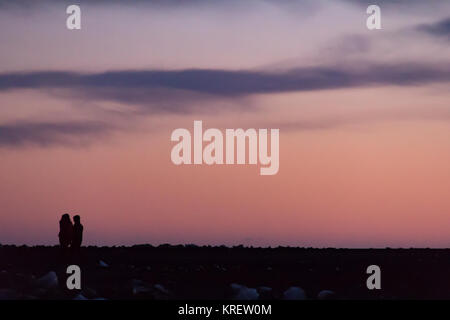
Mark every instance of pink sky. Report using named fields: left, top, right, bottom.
left=0, top=0, right=450, bottom=247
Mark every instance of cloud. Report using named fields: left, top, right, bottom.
left=417, top=17, right=450, bottom=39
left=0, top=0, right=316, bottom=12
left=0, top=0, right=440, bottom=7
left=1, top=61, right=449, bottom=148
left=0, top=62, right=449, bottom=111
left=0, top=121, right=113, bottom=147
left=276, top=109, right=450, bottom=132
left=344, top=0, right=447, bottom=7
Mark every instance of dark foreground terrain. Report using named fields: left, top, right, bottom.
left=0, top=245, right=449, bottom=300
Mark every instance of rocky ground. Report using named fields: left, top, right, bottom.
left=1, top=245, right=449, bottom=300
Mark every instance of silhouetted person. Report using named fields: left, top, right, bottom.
left=59, top=213, right=73, bottom=249
left=72, top=215, right=83, bottom=250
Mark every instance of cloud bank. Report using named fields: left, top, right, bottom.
left=417, top=17, right=450, bottom=39
left=1, top=62, right=449, bottom=102
left=0, top=121, right=113, bottom=147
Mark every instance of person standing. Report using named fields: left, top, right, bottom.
left=72, top=215, right=84, bottom=250
left=58, top=213, right=73, bottom=249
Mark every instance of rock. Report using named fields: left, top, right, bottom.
left=133, top=286, right=151, bottom=296
left=0, top=288, right=19, bottom=300
left=83, top=287, right=98, bottom=299
left=230, top=283, right=259, bottom=300
left=149, top=284, right=170, bottom=300
left=317, top=290, right=336, bottom=300
left=257, top=286, right=273, bottom=300
left=283, top=287, right=306, bottom=300
left=154, top=284, right=169, bottom=295
left=73, top=294, right=88, bottom=300
left=131, top=279, right=152, bottom=296
left=36, top=271, right=58, bottom=290
left=98, top=260, right=109, bottom=268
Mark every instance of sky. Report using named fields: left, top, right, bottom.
left=0, top=0, right=450, bottom=247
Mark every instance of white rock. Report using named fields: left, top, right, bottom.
left=230, top=283, right=259, bottom=300
left=154, top=284, right=169, bottom=295
left=98, top=260, right=109, bottom=268
left=283, top=287, right=306, bottom=300
left=317, top=290, right=335, bottom=300
left=37, top=271, right=58, bottom=289
left=258, top=286, right=273, bottom=293
left=133, top=286, right=151, bottom=295
left=257, top=286, right=273, bottom=299
left=132, top=279, right=151, bottom=295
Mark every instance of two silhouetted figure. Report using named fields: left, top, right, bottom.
left=59, top=213, right=83, bottom=250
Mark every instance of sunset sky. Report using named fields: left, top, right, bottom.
left=1, top=0, right=450, bottom=247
